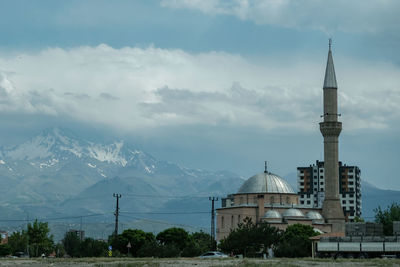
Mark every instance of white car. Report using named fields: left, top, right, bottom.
left=199, top=251, right=229, bottom=258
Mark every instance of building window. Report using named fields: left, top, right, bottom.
left=222, top=216, right=224, bottom=228
left=231, top=216, right=234, bottom=227
left=320, top=175, right=324, bottom=179
left=300, top=182, right=304, bottom=186
left=270, top=196, right=274, bottom=203
left=320, top=169, right=323, bottom=173
left=307, top=201, right=311, bottom=204
left=321, top=188, right=324, bottom=192
left=350, top=200, right=354, bottom=204
left=342, top=200, right=346, bottom=204
left=300, top=170, right=304, bottom=173
left=350, top=194, right=354, bottom=197
left=349, top=182, right=354, bottom=185
left=286, top=196, right=290, bottom=203
left=300, top=201, right=304, bottom=204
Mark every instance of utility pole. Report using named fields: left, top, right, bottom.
left=113, top=193, right=122, bottom=236
left=209, top=197, right=218, bottom=250
left=26, top=213, right=29, bottom=257
left=79, top=216, right=83, bottom=240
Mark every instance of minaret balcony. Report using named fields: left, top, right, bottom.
left=320, top=121, right=342, bottom=136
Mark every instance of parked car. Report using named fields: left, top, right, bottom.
left=199, top=251, right=229, bottom=258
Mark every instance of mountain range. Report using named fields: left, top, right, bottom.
left=0, top=127, right=398, bottom=241
left=0, top=127, right=244, bottom=240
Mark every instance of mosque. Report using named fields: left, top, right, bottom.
left=216, top=40, right=345, bottom=241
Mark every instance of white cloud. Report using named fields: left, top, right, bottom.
left=161, top=0, right=400, bottom=34
left=0, top=44, right=399, bottom=134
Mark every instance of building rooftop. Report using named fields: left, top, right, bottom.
left=237, top=172, right=295, bottom=194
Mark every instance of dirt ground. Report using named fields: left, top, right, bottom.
left=0, top=257, right=400, bottom=267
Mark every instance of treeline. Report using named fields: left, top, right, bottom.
left=2, top=203, right=399, bottom=258
left=0, top=218, right=319, bottom=258
left=0, top=219, right=213, bottom=258
left=219, top=217, right=319, bottom=257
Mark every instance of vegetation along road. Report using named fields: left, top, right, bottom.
left=1, top=258, right=400, bottom=267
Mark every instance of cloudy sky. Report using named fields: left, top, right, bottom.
left=0, top=0, right=399, bottom=189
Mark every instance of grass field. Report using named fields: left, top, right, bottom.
left=1, top=257, right=400, bottom=266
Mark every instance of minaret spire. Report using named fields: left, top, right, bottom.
left=320, top=39, right=345, bottom=232
left=323, top=39, right=338, bottom=89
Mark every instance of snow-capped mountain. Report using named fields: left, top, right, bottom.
left=1, top=127, right=156, bottom=173
left=0, top=127, right=244, bottom=231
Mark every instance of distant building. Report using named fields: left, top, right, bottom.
left=0, top=231, right=8, bottom=244
left=68, top=229, right=85, bottom=240
left=297, top=161, right=361, bottom=221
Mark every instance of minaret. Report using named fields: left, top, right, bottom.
left=320, top=39, right=345, bottom=232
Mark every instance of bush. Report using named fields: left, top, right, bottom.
left=273, top=224, right=318, bottom=258
left=0, top=244, right=11, bottom=256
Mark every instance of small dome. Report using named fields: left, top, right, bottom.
left=306, top=211, right=324, bottom=220
left=283, top=208, right=305, bottom=218
left=237, top=172, right=295, bottom=194
left=263, top=210, right=282, bottom=219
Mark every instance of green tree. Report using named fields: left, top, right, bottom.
left=8, top=231, right=28, bottom=255
left=374, top=202, right=400, bottom=235
left=109, top=229, right=156, bottom=256
left=189, top=231, right=212, bottom=255
left=156, top=227, right=190, bottom=252
left=354, top=216, right=365, bottom=222
left=62, top=231, right=81, bottom=257
left=0, top=244, right=11, bottom=256
left=219, top=217, right=280, bottom=257
left=27, top=220, right=54, bottom=257
left=54, top=243, right=65, bottom=258
left=79, top=238, right=107, bottom=257
left=136, top=239, right=162, bottom=257
left=273, top=224, right=318, bottom=258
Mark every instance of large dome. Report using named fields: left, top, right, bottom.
left=237, top=172, right=295, bottom=194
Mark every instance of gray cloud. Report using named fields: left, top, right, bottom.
left=0, top=45, right=398, bottom=134
left=161, top=0, right=400, bottom=35
left=99, top=92, right=119, bottom=100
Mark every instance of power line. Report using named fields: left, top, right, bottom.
left=0, top=213, right=110, bottom=222
left=118, top=214, right=208, bottom=232
left=120, top=211, right=209, bottom=215
left=56, top=193, right=223, bottom=200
